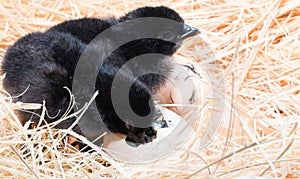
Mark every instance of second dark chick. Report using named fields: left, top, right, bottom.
left=1, top=31, right=86, bottom=132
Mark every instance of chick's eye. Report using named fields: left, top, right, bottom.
left=161, top=31, right=175, bottom=41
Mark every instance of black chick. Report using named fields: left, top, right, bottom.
left=87, top=6, right=199, bottom=146
left=1, top=31, right=86, bottom=133
left=48, top=6, right=199, bottom=95
left=1, top=6, right=199, bottom=148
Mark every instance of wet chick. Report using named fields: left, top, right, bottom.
left=1, top=6, right=199, bottom=148
left=93, top=6, right=199, bottom=146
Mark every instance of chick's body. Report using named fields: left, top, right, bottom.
left=1, top=6, right=199, bottom=147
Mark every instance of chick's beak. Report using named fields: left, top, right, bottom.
left=179, top=24, right=200, bottom=40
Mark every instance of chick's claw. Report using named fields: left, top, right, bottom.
left=125, top=127, right=158, bottom=147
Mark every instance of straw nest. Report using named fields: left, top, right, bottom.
left=0, top=0, right=300, bottom=178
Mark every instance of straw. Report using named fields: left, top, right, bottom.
left=1, top=0, right=300, bottom=178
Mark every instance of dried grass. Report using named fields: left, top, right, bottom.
left=0, top=0, right=300, bottom=178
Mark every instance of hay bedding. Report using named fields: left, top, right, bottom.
left=0, top=0, right=299, bottom=178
